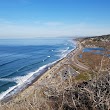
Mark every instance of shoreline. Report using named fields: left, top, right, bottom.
left=1, top=40, right=78, bottom=103
left=1, top=58, right=64, bottom=103
left=0, top=35, right=109, bottom=110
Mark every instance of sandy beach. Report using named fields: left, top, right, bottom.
left=1, top=40, right=85, bottom=104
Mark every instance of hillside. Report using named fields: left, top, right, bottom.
left=0, top=35, right=110, bottom=110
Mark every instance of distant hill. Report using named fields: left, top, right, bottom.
left=84, top=34, right=110, bottom=41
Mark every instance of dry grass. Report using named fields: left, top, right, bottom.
left=0, top=37, right=110, bottom=110
left=0, top=70, right=109, bottom=110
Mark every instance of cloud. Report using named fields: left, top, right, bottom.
left=34, top=21, right=63, bottom=26
left=43, top=22, right=63, bottom=26
left=0, top=20, right=110, bottom=38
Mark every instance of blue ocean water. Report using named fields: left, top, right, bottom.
left=0, top=37, right=76, bottom=100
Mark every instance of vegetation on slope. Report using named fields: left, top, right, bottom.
left=0, top=71, right=109, bottom=110
left=0, top=35, right=110, bottom=110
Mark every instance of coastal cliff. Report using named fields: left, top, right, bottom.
left=0, top=35, right=110, bottom=110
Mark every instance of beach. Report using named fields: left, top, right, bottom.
left=2, top=38, right=89, bottom=103
left=0, top=38, right=76, bottom=101
left=2, top=38, right=91, bottom=103
left=0, top=39, right=88, bottom=104
left=0, top=40, right=79, bottom=103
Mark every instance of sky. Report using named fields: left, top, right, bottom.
left=0, top=0, right=110, bottom=38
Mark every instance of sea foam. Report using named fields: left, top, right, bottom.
left=0, top=60, right=58, bottom=100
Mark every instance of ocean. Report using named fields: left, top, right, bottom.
left=0, top=37, right=76, bottom=100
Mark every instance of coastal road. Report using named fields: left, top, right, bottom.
left=71, top=41, right=89, bottom=70
left=47, top=41, right=89, bottom=80
left=49, top=41, right=89, bottom=79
